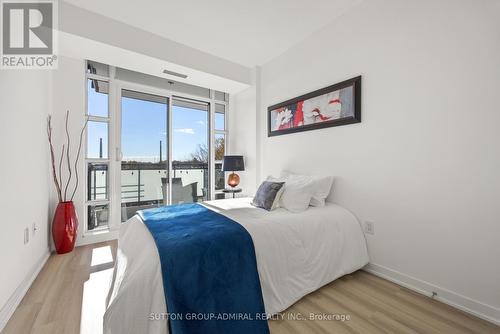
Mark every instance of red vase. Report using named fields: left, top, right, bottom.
left=52, top=201, right=78, bottom=254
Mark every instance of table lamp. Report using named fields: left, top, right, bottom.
left=222, top=155, right=245, bottom=188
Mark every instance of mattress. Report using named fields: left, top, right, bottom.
left=104, top=198, right=369, bottom=334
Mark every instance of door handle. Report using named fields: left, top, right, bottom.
left=116, top=147, right=122, bottom=161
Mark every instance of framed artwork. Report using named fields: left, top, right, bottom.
left=268, top=76, right=361, bottom=137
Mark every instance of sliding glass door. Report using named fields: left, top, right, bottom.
left=119, top=90, right=214, bottom=221
left=171, top=98, right=210, bottom=204
left=120, top=89, right=168, bottom=221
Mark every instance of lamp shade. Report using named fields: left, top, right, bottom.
left=222, top=155, right=245, bottom=172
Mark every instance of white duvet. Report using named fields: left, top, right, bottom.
left=104, top=198, right=369, bottom=334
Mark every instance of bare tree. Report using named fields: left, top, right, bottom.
left=190, top=144, right=208, bottom=162
left=189, top=137, right=225, bottom=162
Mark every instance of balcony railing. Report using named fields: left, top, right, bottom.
left=120, top=161, right=211, bottom=203
left=87, top=161, right=225, bottom=227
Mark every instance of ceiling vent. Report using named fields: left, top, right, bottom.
left=162, top=69, right=188, bottom=79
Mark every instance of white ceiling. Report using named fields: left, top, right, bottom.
left=63, top=0, right=362, bottom=67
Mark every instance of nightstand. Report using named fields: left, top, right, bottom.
left=222, top=188, right=242, bottom=199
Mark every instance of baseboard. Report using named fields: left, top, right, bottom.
left=364, top=262, right=500, bottom=326
left=0, top=249, right=50, bottom=332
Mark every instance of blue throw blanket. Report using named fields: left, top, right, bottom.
left=139, top=203, right=269, bottom=334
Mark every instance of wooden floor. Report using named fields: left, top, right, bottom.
left=3, top=241, right=499, bottom=334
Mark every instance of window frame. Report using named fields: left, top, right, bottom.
left=83, top=61, right=229, bottom=237
left=84, top=71, right=113, bottom=235
left=212, top=95, right=228, bottom=197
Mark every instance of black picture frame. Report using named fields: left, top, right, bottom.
left=267, top=76, right=361, bottom=137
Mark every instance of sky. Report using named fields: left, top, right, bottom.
left=87, top=80, right=224, bottom=162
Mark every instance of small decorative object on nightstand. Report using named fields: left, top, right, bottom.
left=222, top=188, right=242, bottom=199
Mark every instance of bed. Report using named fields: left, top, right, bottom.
left=103, top=197, right=369, bottom=334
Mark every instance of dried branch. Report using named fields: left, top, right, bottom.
left=59, top=144, right=65, bottom=196
left=47, top=116, right=62, bottom=202
left=70, top=117, right=88, bottom=201
left=63, top=111, right=72, bottom=201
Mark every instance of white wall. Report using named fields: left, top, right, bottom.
left=233, top=0, right=500, bottom=323
left=0, top=70, right=51, bottom=326
left=229, top=69, right=260, bottom=196
left=49, top=56, right=91, bottom=246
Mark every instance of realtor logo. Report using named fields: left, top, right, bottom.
left=1, top=0, right=57, bottom=69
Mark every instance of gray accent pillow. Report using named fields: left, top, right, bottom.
left=251, top=181, right=285, bottom=211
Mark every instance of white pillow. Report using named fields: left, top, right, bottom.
left=268, top=175, right=314, bottom=213
left=280, top=171, right=334, bottom=207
